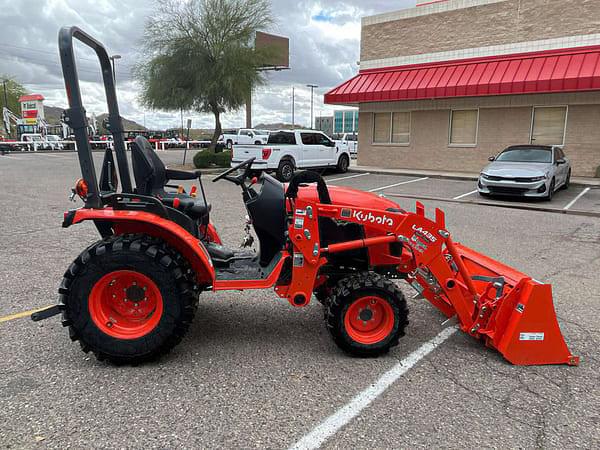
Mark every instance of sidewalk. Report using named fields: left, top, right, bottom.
left=348, top=162, right=600, bottom=187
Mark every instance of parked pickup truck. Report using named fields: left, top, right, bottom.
left=231, top=130, right=351, bottom=182
left=333, top=132, right=358, bottom=157
left=221, top=128, right=269, bottom=149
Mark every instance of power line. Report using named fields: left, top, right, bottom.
left=0, top=41, right=134, bottom=69
left=0, top=48, right=134, bottom=81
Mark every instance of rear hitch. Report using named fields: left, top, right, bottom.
left=31, top=305, right=61, bottom=322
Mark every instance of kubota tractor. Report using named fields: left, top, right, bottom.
left=33, top=26, right=579, bottom=367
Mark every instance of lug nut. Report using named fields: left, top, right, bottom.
left=106, top=321, right=113, bottom=328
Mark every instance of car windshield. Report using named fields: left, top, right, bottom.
left=495, top=147, right=552, bottom=163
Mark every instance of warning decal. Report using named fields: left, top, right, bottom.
left=519, top=332, right=545, bottom=341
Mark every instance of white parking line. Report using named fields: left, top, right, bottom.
left=0, top=155, right=24, bottom=160
left=563, top=187, right=590, bottom=210
left=368, top=177, right=429, bottom=192
left=453, top=189, right=478, bottom=200
left=289, top=326, right=458, bottom=450
left=327, top=172, right=370, bottom=183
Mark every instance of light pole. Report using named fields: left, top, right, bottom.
left=291, top=86, right=295, bottom=128
left=306, top=84, right=318, bottom=129
left=109, top=54, right=122, bottom=86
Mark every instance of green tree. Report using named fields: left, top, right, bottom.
left=136, top=0, right=274, bottom=151
left=1, top=76, right=27, bottom=138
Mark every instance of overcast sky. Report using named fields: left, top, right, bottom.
left=0, top=0, right=414, bottom=130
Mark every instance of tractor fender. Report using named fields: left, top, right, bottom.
left=64, top=208, right=215, bottom=285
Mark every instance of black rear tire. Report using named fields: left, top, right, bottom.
left=58, top=234, right=198, bottom=364
left=336, top=154, right=350, bottom=173
left=276, top=158, right=295, bottom=182
left=324, top=272, right=409, bottom=357
left=226, top=140, right=233, bottom=150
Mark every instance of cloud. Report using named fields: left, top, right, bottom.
left=0, top=0, right=415, bottom=130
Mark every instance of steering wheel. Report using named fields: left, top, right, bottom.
left=212, top=157, right=255, bottom=184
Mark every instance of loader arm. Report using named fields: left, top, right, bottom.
left=285, top=197, right=578, bottom=366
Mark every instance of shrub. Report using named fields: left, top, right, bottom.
left=193, top=149, right=232, bottom=168
left=193, top=150, right=212, bottom=168
left=213, top=150, right=232, bottom=167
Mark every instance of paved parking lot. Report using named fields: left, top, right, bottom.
left=1, top=150, right=599, bottom=448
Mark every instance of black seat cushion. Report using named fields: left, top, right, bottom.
left=130, top=136, right=211, bottom=221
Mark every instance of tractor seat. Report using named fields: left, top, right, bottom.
left=130, top=136, right=211, bottom=221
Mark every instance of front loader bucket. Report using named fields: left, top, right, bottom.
left=452, top=244, right=579, bottom=366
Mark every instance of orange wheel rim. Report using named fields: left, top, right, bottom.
left=344, top=296, right=394, bottom=345
left=88, top=270, right=163, bottom=340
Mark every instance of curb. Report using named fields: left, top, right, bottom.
left=348, top=166, right=599, bottom=187
left=384, top=192, right=600, bottom=218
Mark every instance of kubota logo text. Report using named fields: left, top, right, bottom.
left=352, top=210, right=394, bottom=227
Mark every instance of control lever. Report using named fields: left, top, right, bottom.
left=240, top=215, right=254, bottom=248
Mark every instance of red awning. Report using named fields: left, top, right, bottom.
left=18, top=94, right=45, bottom=102
left=325, top=46, right=600, bottom=104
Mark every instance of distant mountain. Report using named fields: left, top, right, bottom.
left=43, top=105, right=145, bottom=133
left=254, top=123, right=308, bottom=130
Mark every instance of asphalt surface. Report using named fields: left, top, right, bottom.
left=1, top=150, right=599, bottom=449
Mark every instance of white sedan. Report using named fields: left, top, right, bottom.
left=478, top=145, right=571, bottom=200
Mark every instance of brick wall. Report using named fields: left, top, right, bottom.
left=357, top=97, right=600, bottom=177
left=361, top=0, right=600, bottom=62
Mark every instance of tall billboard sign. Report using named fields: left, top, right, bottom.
left=19, top=94, right=45, bottom=126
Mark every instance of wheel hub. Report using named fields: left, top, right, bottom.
left=88, top=270, right=163, bottom=340
left=344, top=296, right=395, bottom=345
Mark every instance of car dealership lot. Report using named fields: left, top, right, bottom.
left=1, top=151, right=599, bottom=449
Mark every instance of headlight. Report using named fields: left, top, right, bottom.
left=529, top=176, right=546, bottom=182
left=480, top=173, right=490, bottom=180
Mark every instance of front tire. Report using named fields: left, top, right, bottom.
left=545, top=178, right=555, bottom=201
left=59, top=234, right=198, bottom=364
left=325, top=272, right=409, bottom=357
left=276, top=158, right=295, bottom=182
left=226, top=140, right=233, bottom=150
left=563, top=170, right=571, bottom=190
left=336, top=154, right=350, bottom=173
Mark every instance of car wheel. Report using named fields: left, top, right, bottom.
left=563, top=170, right=571, bottom=190
left=546, top=178, right=555, bottom=201
left=226, top=140, right=233, bottom=150
left=276, top=159, right=295, bottom=182
left=254, top=141, right=261, bottom=145
left=336, top=154, right=349, bottom=173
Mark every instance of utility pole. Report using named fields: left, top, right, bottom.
left=109, top=54, right=121, bottom=87
left=306, top=84, right=318, bottom=129
left=291, top=86, right=295, bottom=128
left=2, top=79, right=8, bottom=109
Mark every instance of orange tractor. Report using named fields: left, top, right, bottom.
left=33, top=27, right=578, bottom=367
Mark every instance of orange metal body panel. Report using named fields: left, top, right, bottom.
left=70, top=208, right=215, bottom=285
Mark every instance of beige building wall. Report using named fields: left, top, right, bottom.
left=361, top=0, right=600, bottom=62
left=357, top=93, right=600, bottom=176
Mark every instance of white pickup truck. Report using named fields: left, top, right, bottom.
left=333, top=133, right=358, bottom=157
left=221, top=128, right=269, bottom=149
left=231, top=130, right=351, bottom=182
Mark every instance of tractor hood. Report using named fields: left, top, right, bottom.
left=298, top=184, right=404, bottom=212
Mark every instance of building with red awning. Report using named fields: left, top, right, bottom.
left=325, top=0, right=600, bottom=177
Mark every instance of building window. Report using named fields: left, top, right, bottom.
left=531, top=106, right=567, bottom=146
left=449, top=109, right=478, bottom=146
left=373, top=113, right=391, bottom=143
left=392, top=112, right=410, bottom=144
left=373, top=112, right=410, bottom=144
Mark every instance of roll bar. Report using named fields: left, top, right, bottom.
left=58, top=26, right=133, bottom=208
